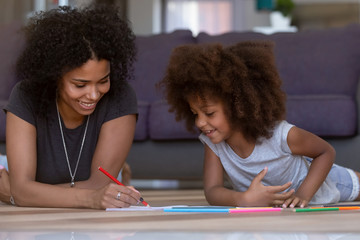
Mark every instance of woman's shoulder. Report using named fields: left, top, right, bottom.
left=111, top=81, right=137, bottom=102
left=96, top=82, right=138, bottom=122
left=6, top=82, right=33, bottom=107
left=103, top=81, right=137, bottom=109
left=4, top=81, right=37, bottom=125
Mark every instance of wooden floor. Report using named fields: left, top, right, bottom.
left=1, top=189, right=360, bottom=233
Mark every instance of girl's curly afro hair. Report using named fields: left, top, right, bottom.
left=16, top=4, right=136, bottom=117
left=160, top=41, right=286, bottom=142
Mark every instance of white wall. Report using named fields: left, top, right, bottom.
left=127, top=0, right=162, bottom=35
left=127, top=0, right=360, bottom=35
left=234, top=0, right=271, bottom=31
left=294, top=0, right=359, bottom=2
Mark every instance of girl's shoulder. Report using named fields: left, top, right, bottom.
left=273, top=120, right=294, bottom=136
left=269, top=120, right=295, bottom=153
left=199, top=133, right=228, bottom=157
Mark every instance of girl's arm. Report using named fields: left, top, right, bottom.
left=7, top=112, right=140, bottom=209
left=283, top=126, right=335, bottom=208
left=203, top=145, right=293, bottom=207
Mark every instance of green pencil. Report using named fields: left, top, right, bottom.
left=294, top=207, right=339, bottom=212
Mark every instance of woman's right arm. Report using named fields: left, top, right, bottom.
left=203, top=145, right=293, bottom=207
left=6, top=112, right=139, bottom=208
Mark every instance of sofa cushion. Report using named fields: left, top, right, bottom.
left=149, top=100, right=199, bottom=140
left=197, top=25, right=360, bottom=137
left=147, top=94, right=356, bottom=140
left=286, top=95, right=357, bottom=137
left=197, top=24, right=360, bottom=97
left=131, top=30, right=196, bottom=103
left=0, top=21, right=24, bottom=100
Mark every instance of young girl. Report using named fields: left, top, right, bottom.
left=160, top=41, right=360, bottom=208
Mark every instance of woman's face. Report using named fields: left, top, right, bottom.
left=57, top=58, right=110, bottom=120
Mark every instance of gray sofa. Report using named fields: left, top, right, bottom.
left=1, top=22, right=360, bottom=180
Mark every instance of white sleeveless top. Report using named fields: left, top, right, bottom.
left=199, top=120, right=340, bottom=205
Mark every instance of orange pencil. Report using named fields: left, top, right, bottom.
left=98, top=166, right=149, bottom=207
left=337, top=207, right=360, bottom=210
left=311, top=206, right=360, bottom=210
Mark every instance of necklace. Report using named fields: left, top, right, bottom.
left=56, top=102, right=89, bottom=187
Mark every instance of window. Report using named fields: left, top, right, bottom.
left=164, top=0, right=235, bottom=36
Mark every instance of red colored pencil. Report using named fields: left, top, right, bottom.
left=98, top=166, right=149, bottom=207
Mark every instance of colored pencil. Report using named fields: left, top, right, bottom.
left=294, top=207, right=339, bottom=212
left=98, top=166, right=149, bottom=207
left=294, top=206, right=360, bottom=212
left=230, top=208, right=283, bottom=213
left=164, top=208, right=230, bottom=213
left=311, top=206, right=360, bottom=211
left=171, top=206, right=233, bottom=209
left=323, top=204, right=360, bottom=208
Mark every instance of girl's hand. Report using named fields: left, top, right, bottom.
left=0, top=168, right=11, bottom=204
left=282, top=195, right=309, bottom=208
left=91, top=183, right=142, bottom=209
left=245, top=167, right=294, bottom=206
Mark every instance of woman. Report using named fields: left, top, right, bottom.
left=0, top=5, right=142, bottom=209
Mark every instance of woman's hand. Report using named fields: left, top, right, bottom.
left=244, top=167, right=294, bottom=207
left=91, top=183, right=142, bottom=209
left=0, top=168, right=11, bottom=204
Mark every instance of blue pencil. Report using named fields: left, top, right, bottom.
left=171, top=206, right=233, bottom=209
left=164, top=208, right=230, bottom=213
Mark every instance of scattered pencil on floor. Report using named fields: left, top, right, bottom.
left=162, top=206, right=360, bottom=213
left=293, top=206, right=360, bottom=212
left=230, top=208, right=283, bottom=213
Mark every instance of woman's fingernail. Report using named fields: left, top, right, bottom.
left=0, top=165, right=4, bottom=169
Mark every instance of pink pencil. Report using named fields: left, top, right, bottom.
left=230, top=208, right=282, bottom=213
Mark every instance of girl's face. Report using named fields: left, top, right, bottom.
left=57, top=58, right=110, bottom=121
left=189, top=96, right=232, bottom=144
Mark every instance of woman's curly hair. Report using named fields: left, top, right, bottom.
left=16, top=4, right=136, bottom=117
left=160, top=41, right=286, bottom=142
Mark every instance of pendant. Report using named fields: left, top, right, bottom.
left=70, top=181, right=75, bottom=187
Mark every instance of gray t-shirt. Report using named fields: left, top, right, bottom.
left=199, top=120, right=340, bottom=204
left=4, top=82, right=138, bottom=184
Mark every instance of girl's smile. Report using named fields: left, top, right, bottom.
left=189, top=96, right=232, bottom=144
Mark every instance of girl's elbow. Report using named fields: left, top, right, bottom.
left=328, top=144, right=336, bottom=164
left=320, top=144, right=336, bottom=165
